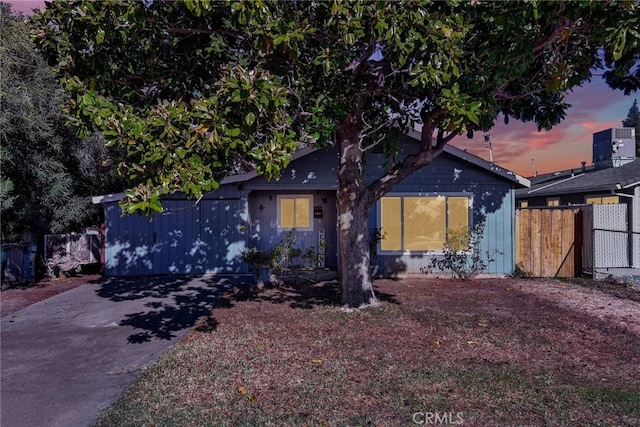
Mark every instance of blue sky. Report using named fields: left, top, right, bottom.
left=11, top=0, right=637, bottom=177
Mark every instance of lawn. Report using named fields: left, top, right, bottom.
left=95, top=277, right=640, bottom=426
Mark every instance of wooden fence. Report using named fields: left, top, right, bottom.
left=515, top=208, right=583, bottom=277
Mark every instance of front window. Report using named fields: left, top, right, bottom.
left=547, top=198, right=560, bottom=207
left=585, top=195, right=619, bottom=204
left=379, top=195, right=470, bottom=252
left=277, top=195, right=312, bottom=230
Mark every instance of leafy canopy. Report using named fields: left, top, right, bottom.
left=32, top=0, right=640, bottom=214
left=0, top=2, right=120, bottom=241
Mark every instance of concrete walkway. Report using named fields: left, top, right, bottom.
left=1, top=274, right=251, bottom=427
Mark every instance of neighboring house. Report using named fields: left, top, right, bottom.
left=93, top=131, right=529, bottom=277
left=515, top=127, right=640, bottom=272
left=516, top=128, right=639, bottom=209
left=516, top=158, right=640, bottom=208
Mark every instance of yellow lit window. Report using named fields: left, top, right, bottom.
left=448, top=197, right=470, bottom=251
left=547, top=198, right=560, bottom=207
left=404, top=196, right=446, bottom=251
left=586, top=195, right=619, bottom=205
left=380, top=197, right=402, bottom=251
left=278, top=195, right=312, bottom=230
left=379, top=195, right=470, bottom=252
left=519, top=200, right=529, bottom=208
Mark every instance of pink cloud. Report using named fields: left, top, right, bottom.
left=9, top=0, right=44, bottom=15
left=452, top=78, right=635, bottom=177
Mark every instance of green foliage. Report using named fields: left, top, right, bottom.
left=240, top=229, right=303, bottom=282
left=32, top=0, right=640, bottom=214
left=270, top=229, right=302, bottom=277
left=31, top=0, right=640, bottom=305
left=301, top=240, right=326, bottom=269
left=622, top=99, right=640, bottom=157
left=240, top=247, right=276, bottom=268
left=422, top=223, right=496, bottom=280
left=0, top=3, right=120, bottom=241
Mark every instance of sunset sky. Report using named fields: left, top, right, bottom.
left=10, top=0, right=638, bottom=177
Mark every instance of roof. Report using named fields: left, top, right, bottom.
left=516, top=159, right=640, bottom=198
left=439, top=141, right=530, bottom=188
left=93, top=133, right=529, bottom=204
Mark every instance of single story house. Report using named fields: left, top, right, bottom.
left=516, top=127, right=639, bottom=209
left=515, top=159, right=640, bottom=209
left=93, top=131, right=529, bottom=277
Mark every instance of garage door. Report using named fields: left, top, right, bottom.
left=200, top=199, right=248, bottom=273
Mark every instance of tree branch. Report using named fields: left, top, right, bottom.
left=364, top=109, right=458, bottom=208
left=343, top=40, right=377, bottom=74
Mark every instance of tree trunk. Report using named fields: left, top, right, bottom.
left=336, top=115, right=378, bottom=308
left=334, top=115, right=452, bottom=307
left=337, top=193, right=377, bottom=308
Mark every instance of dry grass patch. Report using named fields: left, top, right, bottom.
left=96, top=278, right=640, bottom=426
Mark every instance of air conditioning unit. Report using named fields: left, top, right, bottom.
left=592, top=128, right=636, bottom=168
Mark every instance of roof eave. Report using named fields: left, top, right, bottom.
left=220, top=145, right=319, bottom=185
left=92, top=193, right=125, bottom=204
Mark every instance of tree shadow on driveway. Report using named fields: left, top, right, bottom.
left=93, top=275, right=253, bottom=343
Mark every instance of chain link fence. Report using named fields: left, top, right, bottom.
left=582, top=204, right=640, bottom=284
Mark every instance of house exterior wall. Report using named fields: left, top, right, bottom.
left=102, top=143, right=521, bottom=277
left=246, top=190, right=338, bottom=268
left=518, top=191, right=635, bottom=208
left=103, top=184, right=249, bottom=276
left=364, top=152, right=517, bottom=276
left=243, top=149, right=340, bottom=269
left=519, top=193, right=587, bottom=207
left=243, top=149, right=339, bottom=191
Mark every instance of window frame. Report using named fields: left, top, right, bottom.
left=276, top=194, right=313, bottom=231
left=585, top=194, right=620, bottom=205
left=377, top=193, right=473, bottom=255
left=546, top=197, right=560, bottom=207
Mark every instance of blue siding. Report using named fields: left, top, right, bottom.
left=152, top=200, right=202, bottom=274
left=247, top=191, right=338, bottom=268
left=103, top=142, right=520, bottom=277
left=245, top=150, right=339, bottom=190
left=200, top=198, right=249, bottom=273
left=365, top=148, right=518, bottom=276
left=103, top=184, right=249, bottom=276
left=104, top=204, right=155, bottom=276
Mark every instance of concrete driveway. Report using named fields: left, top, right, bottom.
left=1, top=274, right=251, bottom=427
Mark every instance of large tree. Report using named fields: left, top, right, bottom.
left=0, top=2, right=119, bottom=242
left=622, top=99, right=640, bottom=156
left=33, top=0, right=640, bottom=307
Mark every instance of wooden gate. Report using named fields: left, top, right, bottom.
left=515, top=208, right=583, bottom=277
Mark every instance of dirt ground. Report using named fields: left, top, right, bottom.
left=95, top=275, right=640, bottom=426
left=508, top=278, right=640, bottom=337
left=0, top=275, right=99, bottom=317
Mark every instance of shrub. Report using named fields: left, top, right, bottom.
left=511, top=263, right=532, bottom=278
left=240, top=247, right=276, bottom=269
left=422, top=222, right=496, bottom=280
